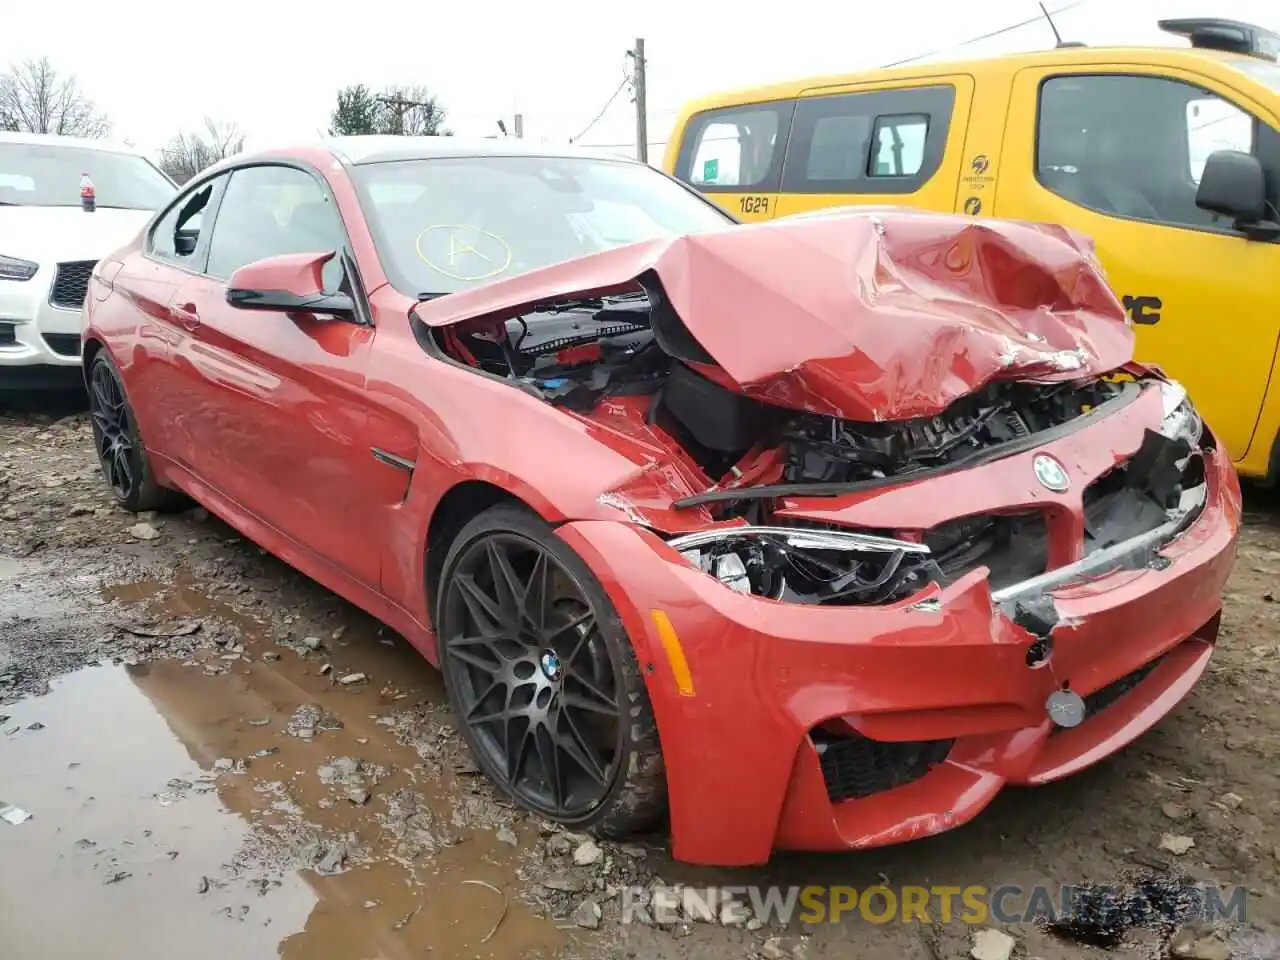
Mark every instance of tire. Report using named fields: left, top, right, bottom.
left=87, top=351, right=182, bottom=513
left=436, top=503, right=667, bottom=837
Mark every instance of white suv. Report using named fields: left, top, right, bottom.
left=0, top=133, right=176, bottom=390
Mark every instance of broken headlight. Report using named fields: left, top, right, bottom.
left=667, top=526, right=943, bottom=605
left=1158, top=380, right=1203, bottom=448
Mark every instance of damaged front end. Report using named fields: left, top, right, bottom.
left=670, top=375, right=1210, bottom=617
left=414, top=210, right=1240, bottom=865
left=413, top=211, right=1217, bottom=619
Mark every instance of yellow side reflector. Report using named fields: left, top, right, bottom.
left=650, top=609, right=696, bottom=698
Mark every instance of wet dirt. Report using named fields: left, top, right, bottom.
left=4, top=400, right=1280, bottom=960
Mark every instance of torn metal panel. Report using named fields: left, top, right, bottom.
left=416, top=210, right=1133, bottom=422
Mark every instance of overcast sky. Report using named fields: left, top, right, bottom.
left=3, top=0, right=1276, bottom=159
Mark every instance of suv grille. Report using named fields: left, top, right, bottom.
left=50, top=260, right=97, bottom=310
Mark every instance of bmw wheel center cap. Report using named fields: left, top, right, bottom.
left=539, top=649, right=563, bottom=682
left=1033, top=453, right=1070, bottom=493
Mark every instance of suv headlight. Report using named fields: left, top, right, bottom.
left=668, top=525, right=940, bottom=605
left=1158, top=380, right=1202, bottom=447
left=0, top=255, right=38, bottom=281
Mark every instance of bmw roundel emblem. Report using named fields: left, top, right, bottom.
left=1033, top=454, right=1070, bottom=493
left=539, top=650, right=563, bottom=682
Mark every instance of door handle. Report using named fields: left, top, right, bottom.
left=170, top=302, right=201, bottom=331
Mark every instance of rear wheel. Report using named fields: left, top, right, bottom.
left=436, top=504, right=666, bottom=836
left=87, top=352, right=180, bottom=513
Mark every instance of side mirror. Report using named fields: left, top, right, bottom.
left=174, top=228, right=199, bottom=257
left=1196, top=150, right=1270, bottom=224
left=226, top=251, right=356, bottom=319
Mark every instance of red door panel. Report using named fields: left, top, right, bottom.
left=167, top=276, right=385, bottom=588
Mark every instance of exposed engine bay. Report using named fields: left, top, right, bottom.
left=426, top=290, right=1208, bottom=610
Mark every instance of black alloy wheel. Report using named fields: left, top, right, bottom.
left=87, top=352, right=179, bottom=513
left=438, top=505, right=666, bottom=832
left=89, top=358, right=137, bottom=501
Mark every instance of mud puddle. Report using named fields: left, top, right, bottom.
left=0, top=572, right=578, bottom=960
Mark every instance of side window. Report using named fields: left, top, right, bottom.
left=1186, top=97, right=1252, bottom=183
left=674, top=103, right=792, bottom=192
left=781, top=85, right=954, bottom=194
left=808, top=114, right=872, bottom=180
left=150, top=178, right=220, bottom=267
left=870, top=114, right=929, bottom=177
left=205, top=165, right=347, bottom=292
left=1037, top=74, right=1258, bottom=231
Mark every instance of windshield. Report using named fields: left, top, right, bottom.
left=0, top=142, right=176, bottom=210
left=352, top=155, right=734, bottom=295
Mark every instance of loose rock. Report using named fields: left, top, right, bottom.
left=1169, top=923, right=1232, bottom=960
left=542, top=873, right=588, bottom=893
left=127, top=522, right=160, bottom=541
left=971, top=927, right=1016, bottom=960
left=1162, top=801, right=1189, bottom=821
left=1160, top=833, right=1196, bottom=855
left=573, top=839, right=603, bottom=866
left=572, top=898, right=602, bottom=930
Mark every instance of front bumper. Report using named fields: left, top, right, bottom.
left=0, top=262, right=89, bottom=383
left=557, top=387, right=1242, bottom=867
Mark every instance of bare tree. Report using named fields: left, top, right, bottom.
left=0, top=57, right=110, bottom=137
left=375, top=85, right=450, bottom=136
left=159, top=117, right=246, bottom=184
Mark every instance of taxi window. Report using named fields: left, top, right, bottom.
left=1037, top=74, right=1261, bottom=232
left=674, top=102, right=793, bottom=192
left=781, top=85, right=955, bottom=194
left=870, top=114, right=929, bottom=177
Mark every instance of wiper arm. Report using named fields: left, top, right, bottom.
left=527, top=292, right=649, bottom=316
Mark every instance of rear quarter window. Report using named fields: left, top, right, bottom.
left=781, top=84, right=955, bottom=194
left=674, top=102, right=795, bottom=192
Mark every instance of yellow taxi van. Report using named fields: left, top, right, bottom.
left=663, top=18, right=1280, bottom=483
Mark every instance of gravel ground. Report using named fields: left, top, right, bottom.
left=2, top=395, right=1278, bottom=960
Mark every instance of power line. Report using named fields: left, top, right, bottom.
left=881, top=0, right=1088, bottom=68
left=569, top=66, right=632, bottom=144
left=583, top=4, right=1092, bottom=151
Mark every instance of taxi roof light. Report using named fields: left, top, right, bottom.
left=1158, top=17, right=1280, bottom=62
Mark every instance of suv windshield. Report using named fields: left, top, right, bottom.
left=352, top=155, right=734, bottom=295
left=0, top=142, right=176, bottom=209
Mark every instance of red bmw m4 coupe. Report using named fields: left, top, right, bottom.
left=80, top=136, right=1239, bottom=866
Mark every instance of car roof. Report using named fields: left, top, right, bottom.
left=0, top=131, right=150, bottom=156
left=220, top=135, right=642, bottom=173
left=677, top=44, right=1267, bottom=112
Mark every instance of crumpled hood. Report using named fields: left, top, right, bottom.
left=0, top=205, right=153, bottom=263
left=416, top=209, right=1134, bottom=421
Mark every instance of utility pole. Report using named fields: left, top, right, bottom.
left=629, top=38, right=648, bottom=163
left=375, top=95, right=439, bottom=135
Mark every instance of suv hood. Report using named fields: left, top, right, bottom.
left=417, top=209, right=1134, bottom=421
left=0, top=205, right=153, bottom=264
